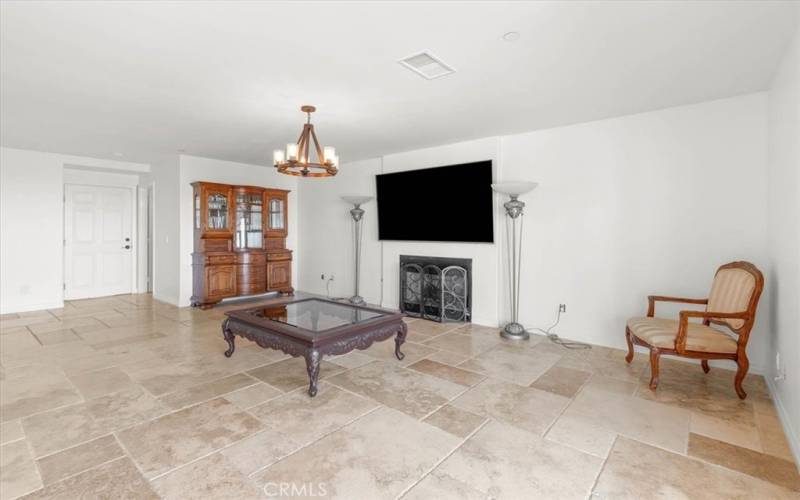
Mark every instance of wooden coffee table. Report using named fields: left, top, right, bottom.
left=222, top=298, right=407, bottom=396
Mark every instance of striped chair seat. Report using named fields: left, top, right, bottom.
left=627, top=317, right=738, bottom=353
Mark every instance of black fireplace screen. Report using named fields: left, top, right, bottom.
left=400, top=256, right=471, bottom=322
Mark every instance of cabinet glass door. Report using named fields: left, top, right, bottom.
left=269, top=198, right=285, bottom=231
left=235, top=193, right=264, bottom=249
left=207, top=193, right=229, bottom=230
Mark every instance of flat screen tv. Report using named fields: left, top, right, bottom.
left=376, top=160, right=494, bottom=242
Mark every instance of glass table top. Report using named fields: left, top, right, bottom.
left=249, top=299, right=387, bottom=332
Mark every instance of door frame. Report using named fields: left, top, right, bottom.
left=63, top=182, right=138, bottom=300
left=136, top=184, right=154, bottom=293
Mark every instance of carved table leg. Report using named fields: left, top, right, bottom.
left=305, top=349, right=321, bottom=397
left=222, top=319, right=235, bottom=358
left=394, top=324, right=407, bottom=361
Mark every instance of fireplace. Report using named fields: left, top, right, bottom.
left=399, top=255, right=471, bottom=323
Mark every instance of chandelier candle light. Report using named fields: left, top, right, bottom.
left=342, top=196, right=374, bottom=305
left=273, top=105, right=339, bottom=177
left=492, top=182, right=538, bottom=340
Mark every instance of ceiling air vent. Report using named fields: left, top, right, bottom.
left=398, top=50, right=455, bottom=80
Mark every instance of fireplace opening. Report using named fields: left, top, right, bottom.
left=399, top=255, right=471, bottom=323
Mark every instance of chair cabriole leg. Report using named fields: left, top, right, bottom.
left=735, top=353, right=749, bottom=400
left=701, top=360, right=710, bottom=373
left=648, top=349, right=660, bottom=391
left=625, top=327, right=634, bottom=364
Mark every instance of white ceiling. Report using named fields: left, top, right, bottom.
left=1, top=1, right=798, bottom=166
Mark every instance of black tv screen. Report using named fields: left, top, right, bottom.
left=376, top=161, right=494, bottom=242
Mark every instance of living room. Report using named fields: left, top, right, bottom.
left=0, top=1, right=798, bottom=499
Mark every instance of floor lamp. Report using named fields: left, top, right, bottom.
left=341, top=195, right=374, bottom=306
left=492, top=182, right=538, bottom=340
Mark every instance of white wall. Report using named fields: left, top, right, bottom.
left=177, top=155, right=299, bottom=307
left=502, top=93, right=770, bottom=370
left=0, top=147, right=150, bottom=313
left=63, top=168, right=141, bottom=187
left=297, top=157, right=383, bottom=304
left=766, top=28, right=800, bottom=463
left=297, top=93, right=772, bottom=371
left=1, top=148, right=65, bottom=313
left=150, top=156, right=181, bottom=305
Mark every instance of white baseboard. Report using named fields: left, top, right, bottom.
left=0, top=299, right=64, bottom=315
left=152, top=292, right=179, bottom=307
left=765, top=376, right=800, bottom=470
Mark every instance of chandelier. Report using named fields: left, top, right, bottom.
left=273, top=105, right=338, bottom=177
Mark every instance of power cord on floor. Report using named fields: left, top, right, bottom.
left=525, top=308, right=592, bottom=350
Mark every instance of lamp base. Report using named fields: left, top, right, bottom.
left=500, top=322, right=529, bottom=340
left=348, top=295, right=366, bottom=306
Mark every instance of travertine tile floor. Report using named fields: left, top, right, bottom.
left=1, top=293, right=797, bottom=499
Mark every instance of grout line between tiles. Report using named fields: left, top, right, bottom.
left=147, top=390, right=383, bottom=483
left=397, top=416, right=493, bottom=499
left=111, top=430, right=154, bottom=481
left=34, top=439, right=128, bottom=489
left=417, top=379, right=477, bottom=422
left=587, top=434, right=618, bottom=498
left=17, top=368, right=282, bottom=463
left=244, top=403, right=385, bottom=481
left=140, top=370, right=378, bottom=483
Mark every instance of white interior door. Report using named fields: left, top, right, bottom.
left=65, top=184, right=134, bottom=300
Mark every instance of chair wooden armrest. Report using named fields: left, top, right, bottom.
left=647, top=296, right=708, bottom=317
left=675, top=310, right=749, bottom=354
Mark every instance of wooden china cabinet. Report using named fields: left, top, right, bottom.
left=191, top=182, right=293, bottom=309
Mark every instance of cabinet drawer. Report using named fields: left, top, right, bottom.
left=266, top=251, right=292, bottom=262
left=237, top=264, right=266, bottom=285
left=235, top=252, right=266, bottom=265
left=206, top=254, right=235, bottom=265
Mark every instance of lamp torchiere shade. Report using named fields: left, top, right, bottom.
left=342, top=196, right=373, bottom=305
left=341, top=195, right=374, bottom=208
left=274, top=105, right=339, bottom=178
left=492, top=181, right=538, bottom=340
left=491, top=182, right=538, bottom=197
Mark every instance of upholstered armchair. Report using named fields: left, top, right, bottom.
left=625, top=261, right=764, bottom=399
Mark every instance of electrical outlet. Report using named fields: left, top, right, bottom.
left=775, top=352, right=786, bottom=381
left=559, top=304, right=566, bottom=313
